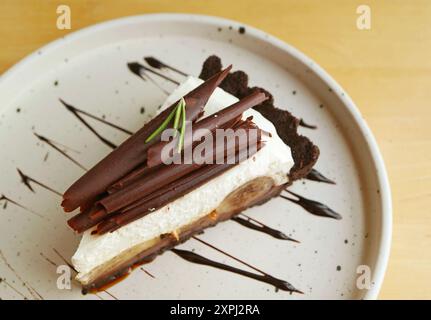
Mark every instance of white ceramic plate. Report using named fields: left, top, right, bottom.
left=0, top=14, right=391, bottom=300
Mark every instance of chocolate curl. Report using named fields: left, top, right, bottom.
left=77, top=192, right=107, bottom=215
left=79, top=198, right=97, bottom=213
left=100, top=163, right=200, bottom=214
left=147, top=91, right=267, bottom=168
left=107, top=163, right=163, bottom=193
left=97, top=140, right=264, bottom=234
left=99, top=121, right=260, bottom=214
left=67, top=165, right=200, bottom=232
left=108, top=114, right=243, bottom=194
left=67, top=121, right=261, bottom=233
left=61, top=66, right=232, bottom=212
left=120, top=122, right=260, bottom=214
left=67, top=204, right=105, bottom=233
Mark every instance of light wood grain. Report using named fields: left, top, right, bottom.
left=0, top=0, right=430, bottom=299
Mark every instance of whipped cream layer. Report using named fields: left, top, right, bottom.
left=72, top=77, right=294, bottom=277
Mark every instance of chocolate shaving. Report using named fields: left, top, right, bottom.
left=67, top=205, right=105, bottom=233
left=109, top=114, right=245, bottom=193
left=118, top=121, right=260, bottom=215
left=62, top=66, right=232, bottom=212
left=97, top=141, right=263, bottom=234
left=100, top=120, right=259, bottom=213
left=146, top=90, right=267, bottom=167
left=68, top=120, right=262, bottom=233
left=107, top=163, right=164, bottom=193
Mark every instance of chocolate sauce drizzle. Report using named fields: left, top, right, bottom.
left=128, top=62, right=179, bottom=85
left=144, top=56, right=188, bottom=76
left=232, top=214, right=299, bottom=242
left=60, top=99, right=132, bottom=135
left=190, top=237, right=301, bottom=293
left=60, top=99, right=132, bottom=149
left=140, top=267, right=155, bottom=279
left=0, top=250, right=43, bottom=300
left=0, top=194, right=44, bottom=218
left=281, top=190, right=342, bottom=220
left=17, top=169, right=62, bottom=196
left=172, top=248, right=301, bottom=294
left=39, top=252, right=57, bottom=267
left=1, top=277, right=28, bottom=299
left=127, top=62, right=178, bottom=95
left=52, top=248, right=77, bottom=272
left=193, top=236, right=270, bottom=274
left=299, top=118, right=317, bottom=129
left=305, top=168, right=335, bottom=184
left=33, top=132, right=87, bottom=170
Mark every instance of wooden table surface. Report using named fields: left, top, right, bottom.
left=0, top=0, right=430, bottom=299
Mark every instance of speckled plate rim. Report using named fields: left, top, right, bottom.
left=0, top=13, right=392, bottom=300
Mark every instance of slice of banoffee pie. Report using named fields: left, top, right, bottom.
left=62, top=56, right=319, bottom=293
